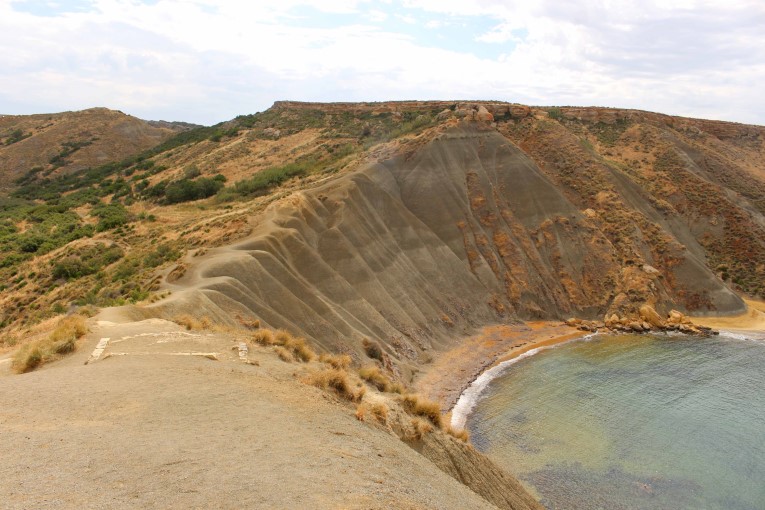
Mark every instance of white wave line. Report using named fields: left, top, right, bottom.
left=450, top=333, right=596, bottom=430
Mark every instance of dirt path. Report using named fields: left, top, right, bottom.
left=0, top=318, right=504, bottom=509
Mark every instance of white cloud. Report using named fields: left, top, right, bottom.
left=366, top=8, right=388, bottom=22
left=0, top=0, right=763, bottom=125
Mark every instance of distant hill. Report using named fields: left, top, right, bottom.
left=0, top=107, right=187, bottom=191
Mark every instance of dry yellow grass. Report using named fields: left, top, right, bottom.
left=388, top=382, right=406, bottom=394
left=406, top=417, right=434, bottom=441
left=445, top=425, right=471, bottom=443
left=355, top=401, right=389, bottom=424
left=273, top=346, right=294, bottom=362
left=173, top=314, right=212, bottom=330
left=319, top=353, right=352, bottom=370
left=304, top=368, right=366, bottom=402
left=12, top=315, right=88, bottom=373
left=283, top=336, right=315, bottom=362
left=358, top=365, right=392, bottom=392
left=252, top=328, right=315, bottom=362
left=251, top=329, right=275, bottom=346
left=355, top=403, right=368, bottom=421
left=369, top=401, right=389, bottom=424
left=400, top=394, right=443, bottom=428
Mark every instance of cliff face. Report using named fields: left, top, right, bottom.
left=149, top=118, right=751, bottom=376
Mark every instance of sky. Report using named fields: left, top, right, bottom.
left=1, top=0, right=764, bottom=126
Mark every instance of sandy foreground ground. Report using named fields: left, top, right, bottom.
left=2, top=299, right=762, bottom=508
left=0, top=319, right=506, bottom=510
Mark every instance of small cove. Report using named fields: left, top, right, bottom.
left=464, top=332, right=765, bottom=510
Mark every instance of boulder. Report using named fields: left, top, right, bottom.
left=582, top=208, right=598, bottom=219
left=667, top=309, right=685, bottom=324
left=509, top=105, right=531, bottom=118
left=642, top=264, right=661, bottom=276
left=437, top=109, right=453, bottom=121
left=667, top=310, right=693, bottom=325
left=475, top=106, right=494, bottom=122
left=262, top=127, right=281, bottom=139
left=639, top=304, right=665, bottom=328
left=605, top=314, right=620, bottom=327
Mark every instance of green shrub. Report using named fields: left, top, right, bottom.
left=5, top=129, right=30, bottom=145
left=92, top=202, right=131, bottom=231
left=547, top=107, right=563, bottom=120
left=227, top=162, right=310, bottom=198
left=52, top=244, right=124, bottom=280
left=164, top=176, right=225, bottom=204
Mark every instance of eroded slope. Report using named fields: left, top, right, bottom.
left=138, top=121, right=744, bottom=380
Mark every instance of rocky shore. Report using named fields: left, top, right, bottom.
left=566, top=305, right=719, bottom=336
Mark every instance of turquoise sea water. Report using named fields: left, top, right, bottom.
left=466, top=333, right=765, bottom=510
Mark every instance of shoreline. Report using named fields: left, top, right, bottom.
left=693, top=298, right=765, bottom=332
left=419, top=299, right=765, bottom=432
left=415, top=322, right=589, bottom=414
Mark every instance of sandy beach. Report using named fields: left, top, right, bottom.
left=694, top=299, right=765, bottom=332
left=416, top=322, right=588, bottom=412
left=419, top=298, right=765, bottom=420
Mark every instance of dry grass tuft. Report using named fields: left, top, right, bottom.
left=406, top=417, right=434, bottom=441
left=76, top=305, right=99, bottom=318
left=173, top=314, right=212, bottom=330
left=304, top=368, right=365, bottom=402
left=319, top=353, right=352, bottom=370
left=400, top=394, right=443, bottom=428
left=362, top=338, right=384, bottom=362
left=273, top=346, right=294, bottom=362
left=12, top=315, right=88, bottom=373
left=284, top=336, right=315, bottom=362
left=358, top=365, right=392, bottom=392
left=251, top=329, right=275, bottom=346
left=0, top=334, right=20, bottom=349
left=445, top=425, right=471, bottom=443
left=252, top=328, right=315, bottom=362
left=369, top=401, right=389, bottom=424
left=388, top=382, right=406, bottom=394
left=355, top=401, right=389, bottom=424
left=274, top=329, right=292, bottom=345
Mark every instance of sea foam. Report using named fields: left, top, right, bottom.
left=450, top=334, right=596, bottom=430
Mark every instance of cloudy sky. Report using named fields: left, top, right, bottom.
left=1, top=0, right=763, bottom=125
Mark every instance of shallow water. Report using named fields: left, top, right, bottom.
left=467, top=333, right=765, bottom=510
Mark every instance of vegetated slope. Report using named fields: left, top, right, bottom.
left=0, top=107, right=183, bottom=191
left=0, top=102, right=437, bottom=334
left=2, top=101, right=764, bottom=359
left=141, top=109, right=759, bottom=380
